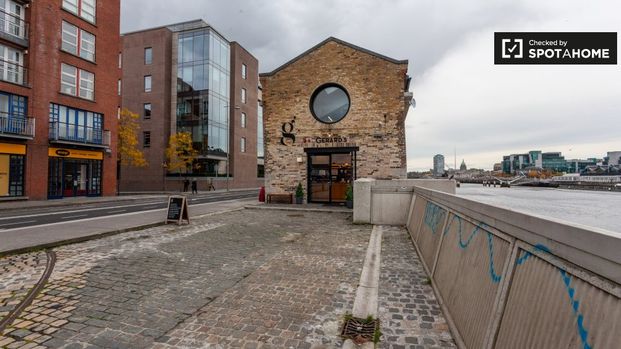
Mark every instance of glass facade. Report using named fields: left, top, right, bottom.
left=175, top=28, right=230, bottom=176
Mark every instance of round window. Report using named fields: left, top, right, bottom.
left=310, top=84, right=350, bottom=124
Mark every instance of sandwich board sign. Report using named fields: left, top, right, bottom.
left=165, top=196, right=190, bottom=225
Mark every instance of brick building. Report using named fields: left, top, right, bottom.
left=0, top=0, right=120, bottom=200
left=260, top=37, right=412, bottom=204
left=120, top=20, right=262, bottom=192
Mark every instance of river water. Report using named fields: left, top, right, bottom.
left=456, top=184, right=620, bottom=233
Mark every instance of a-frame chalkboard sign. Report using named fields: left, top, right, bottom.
left=165, top=196, right=190, bottom=225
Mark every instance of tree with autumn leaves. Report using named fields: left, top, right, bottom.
left=118, top=108, right=148, bottom=168
left=165, top=132, right=198, bottom=174
left=116, top=108, right=147, bottom=193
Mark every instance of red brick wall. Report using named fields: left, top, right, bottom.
left=120, top=28, right=172, bottom=192
left=3, top=0, right=121, bottom=200
left=230, top=42, right=260, bottom=188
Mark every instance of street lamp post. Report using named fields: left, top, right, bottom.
left=223, top=104, right=240, bottom=192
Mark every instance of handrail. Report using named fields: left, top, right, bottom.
left=49, top=121, right=110, bottom=147
left=0, top=58, right=28, bottom=85
left=0, top=113, right=34, bottom=137
left=0, top=8, right=28, bottom=40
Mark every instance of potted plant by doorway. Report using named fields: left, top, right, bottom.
left=345, top=184, right=353, bottom=209
left=295, top=183, right=304, bottom=204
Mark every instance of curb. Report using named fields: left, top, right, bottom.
left=245, top=205, right=352, bottom=214
left=343, top=225, right=383, bottom=349
left=0, top=222, right=165, bottom=258
left=0, top=196, right=167, bottom=213
left=0, top=204, right=251, bottom=258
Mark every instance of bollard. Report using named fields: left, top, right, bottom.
left=258, top=186, right=265, bottom=202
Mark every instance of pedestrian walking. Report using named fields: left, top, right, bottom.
left=183, top=178, right=189, bottom=192
left=191, top=178, right=198, bottom=194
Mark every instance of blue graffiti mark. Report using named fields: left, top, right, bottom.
left=516, top=244, right=551, bottom=265
left=518, top=245, right=592, bottom=349
left=486, top=232, right=502, bottom=283
left=423, top=202, right=446, bottom=235
left=443, top=214, right=461, bottom=236
left=440, top=213, right=502, bottom=283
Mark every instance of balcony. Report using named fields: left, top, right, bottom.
left=0, top=9, right=28, bottom=47
left=0, top=58, right=27, bottom=86
left=49, top=121, right=110, bottom=148
left=0, top=113, right=34, bottom=139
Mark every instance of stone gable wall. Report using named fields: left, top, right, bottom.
left=260, top=41, right=409, bottom=197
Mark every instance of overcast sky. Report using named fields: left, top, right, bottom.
left=121, top=0, right=620, bottom=171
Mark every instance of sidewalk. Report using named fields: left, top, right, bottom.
left=0, top=188, right=258, bottom=213
left=0, top=198, right=256, bottom=255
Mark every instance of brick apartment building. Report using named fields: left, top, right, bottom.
left=120, top=20, right=263, bottom=192
left=260, top=37, right=411, bottom=204
left=0, top=0, right=120, bottom=200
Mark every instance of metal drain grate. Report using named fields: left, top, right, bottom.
left=341, top=316, right=379, bottom=344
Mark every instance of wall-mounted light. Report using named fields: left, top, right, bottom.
left=296, top=157, right=303, bottom=163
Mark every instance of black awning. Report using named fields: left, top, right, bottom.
left=304, top=146, right=359, bottom=154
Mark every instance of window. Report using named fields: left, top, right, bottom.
left=60, top=63, right=94, bottom=100
left=61, top=21, right=96, bottom=62
left=241, top=112, right=246, bottom=128
left=62, top=0, right=96, bottom=23
left=310, top=83, right=350, bottom=124
left=79, top=70, right=94, bottom=100
left=144, top=75, right=152, bottom=92
left=0, top=1, right=26, bottom=39
left=0, top=44, right=24, bottom=84
left=49, top=103, right=103, bottom=144
left=143, top=103, right=151, bottom=119
left=60, top=63, right=77, bottom=96
left=241, top=64, right=247, bottom=79
left=144, top=47, right=152, bottom=65
left=117, top=80, right=121, bottom=96
left=240, top=137, right=246, bottom=153
left=241, top=88, right=246, bottom=104
left=118, top=52, right=122, bottom=68
left=143, top=131, right=151, bottom=148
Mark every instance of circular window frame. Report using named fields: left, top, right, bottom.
left=309, top=83, right=351, bottom=124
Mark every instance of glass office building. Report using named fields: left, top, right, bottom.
left=175, top=27, right=230, bottom=176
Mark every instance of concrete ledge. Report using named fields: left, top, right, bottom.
left=343, top=225, right=383, bottom=349
left=245, top=204, right=352, bottom=214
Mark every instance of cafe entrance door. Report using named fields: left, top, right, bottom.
left=306, top=147, right=357, bottom=204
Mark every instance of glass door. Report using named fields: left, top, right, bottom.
left=308, top=151, right=356, bottom=203
left=308, top=155, right=330, bottom=203
left=330, top=153, right=354, bottom=203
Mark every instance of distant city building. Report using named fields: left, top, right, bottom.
left=433, top=154, right=445, bottom=176
left=460, top=159, right=467, bottom=171
left=120, top=20, right=262, bottom=191
left=493, top=163, right=503, bottom=172
left=607, top=151, right=621, bottom=166
left=501, top=149, right=612, bottom=175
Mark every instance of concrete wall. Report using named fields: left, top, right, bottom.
left=353, top=178, right=455, bottom=225
left=407, top=186, right=621, bottom=349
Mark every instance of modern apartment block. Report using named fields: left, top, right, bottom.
left=120, top=20, right=262, bottom=192
left=0, top=0, right=120, bottom=200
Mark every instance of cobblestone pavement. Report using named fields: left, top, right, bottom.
left=378, top=226, right=455, bottom=349
left=0, top=252, right=47, bottom=321
left=1, top=210, right=455, bottom=349
left=0, top=210, right=371, bottom=348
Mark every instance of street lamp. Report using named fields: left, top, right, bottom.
left=223, top=104, right=240, bottom=192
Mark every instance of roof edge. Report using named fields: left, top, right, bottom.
left=260, top=37, right=408, bottom=77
